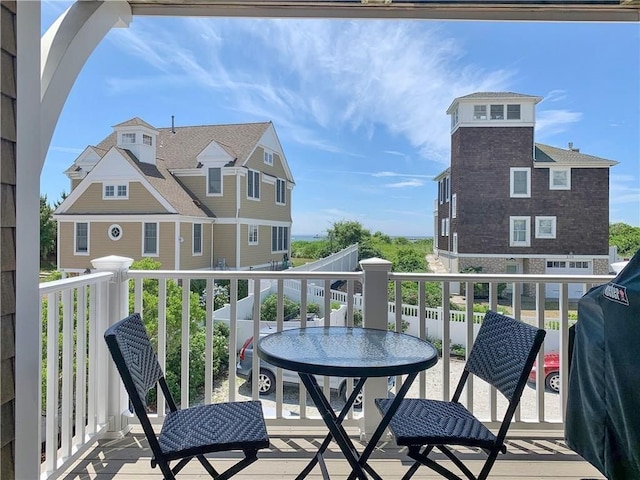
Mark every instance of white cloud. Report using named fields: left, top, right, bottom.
left=372, top=171, right=431, bottom=179
left=535, top=109, right=583, bottom=138
left=49, top=146, right=84, bottom=154
left=385, top=179, right=424, bottom=188
left=105, top=18, right=514, bottom=164
left=542, top=90, right=568, bottom=103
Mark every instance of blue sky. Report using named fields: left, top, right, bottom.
left=41, top=2, right=640, bottom=237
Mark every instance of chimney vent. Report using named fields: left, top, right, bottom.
left=568, top=142, right=580, bottom=152
left=171, top=115, right=175, bottom=134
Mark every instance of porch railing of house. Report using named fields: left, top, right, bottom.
left=35, top=257, right=614, bottom=479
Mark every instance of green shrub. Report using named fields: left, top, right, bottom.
left=260, top=293, right=300, bottom=321
left=460, top=266, right=507, bottom=299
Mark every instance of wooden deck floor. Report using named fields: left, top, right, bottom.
left=60, top=427, right=605, bottom=479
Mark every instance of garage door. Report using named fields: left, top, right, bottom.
left=545, top=260, right=592, bottom=299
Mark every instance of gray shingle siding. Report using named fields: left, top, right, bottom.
left=448, top=126, right=610, bottom=256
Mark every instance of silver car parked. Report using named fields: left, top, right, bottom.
left=236, top=332, right=394, bottom=408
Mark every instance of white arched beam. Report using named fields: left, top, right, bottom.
left=40, top=0, right=132, bottom=169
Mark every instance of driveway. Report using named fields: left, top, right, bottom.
left=222, top=358, right=562, bottom=422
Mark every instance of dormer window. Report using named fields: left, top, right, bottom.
left=507, top=104, right=521, bottom=120
left=473, top=105, right=487, bottom=120
left=122, top=133, right=136, bottom=144
left=490, top=104, right=504, bottom=120
left=143, top=134, right=153, bottom=146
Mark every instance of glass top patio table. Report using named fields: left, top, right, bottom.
left=257, top=326, right=438, bottom=480
left=257, top=326, right=438, bottom=377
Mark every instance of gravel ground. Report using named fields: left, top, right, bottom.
left=216, top=359, right=562, bottom=422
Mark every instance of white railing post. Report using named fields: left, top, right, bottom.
left=91, top=255, right=133, bottom=437
left=359, top=257, right=392, bottom=438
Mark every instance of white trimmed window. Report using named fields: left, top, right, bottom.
left=247, top=169, right=260, bottom=199
left=444, top=177, right=450, bottom=202
left=248, top=224, right=259, bottom=245
left=535, top=216, right=557, bottom=239
left=271, top=226, right=289, bottom=252
left=438, top=180, right=444, bottom=204
left=550, top=168, right=571, bottom=190
left=510, top=216, right=531, bottom=247
left=122, top=133, right=136, bottom=144
left=143, top=134, right=153, bottom=146
left=143, top=222, right=158, bottom=256
left=510, top=167, right=531, bottom=198
left=452, top=193, right=457, bottom=218
left=490, top=104, right=504, bottom=120
left=451, top=107, right=459, bottom=129
left=103, top=183, right=128, bottom=199
left=264, top=150, right=274, bottom=166
left=75, top=222, right=89, bottom=254
left=276, top=178, right=286, bottom=205
left=473, top=105, right=487, bottom=120
left=441, top=219, right=446, bottom=237
left=445, top=218, right=450, bottom=236
left=507, top=104, right=521, bottom=120
left=193, top=223, right=202, bottom=255
left=453, top=232, right=458, bottom=253
left=207, top=167, right=222, bottom=195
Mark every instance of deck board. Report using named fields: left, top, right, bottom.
left=59, top=428, right=605, bottom=479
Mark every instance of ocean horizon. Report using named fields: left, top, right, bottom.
left=292, top=234, right=433, bottom=242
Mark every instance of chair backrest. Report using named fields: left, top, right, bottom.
left=104, top=313, right=164, bottom=412
left=464, top=310, right=546, bottom=403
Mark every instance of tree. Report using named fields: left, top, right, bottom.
left=610, top=222, right=640, bottom=258
left=40, top=195, right=57, bottom=267
left=394, top=247, right=425, bottom=272
left=326, top=220, right=371, bottom=251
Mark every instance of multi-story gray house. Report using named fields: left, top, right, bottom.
left=434, top=92, right=617, bottom=299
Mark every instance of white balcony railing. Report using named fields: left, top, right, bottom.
left=36, top=257, right=614, bottom=479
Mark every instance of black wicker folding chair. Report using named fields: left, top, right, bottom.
left=104, top=313, right=270, bottom=480
left=376, top=310, right=546, bottom=480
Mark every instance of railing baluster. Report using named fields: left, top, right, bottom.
left=157, top=279, right=167, bottom=417
left=205, top=277, right=214, bottom=404
left=75, top=285, right=87, bottom=448
left=418, top=281, right=426, bottom=399
left=465, top=282, right=474, bottom=411
left=181, top=277, right=190, bottom=408
left=299, top=279, right=308, bottom=419
left=559, top=282, right=570, bottom=419
left=61, top=288, right=74, bottom=459
left=87, top=284, right=97, bottom=435
left=441, top=281, right=451, bottom=401
left=276, top=279, right=284, bottom=419
left=46, top=292, right=59, bottom=473
left=227, top=278, right=237, bottom=403
left=488, top=283, right=498, bottom=422
left=252, top=279, right=261, bottom=400
left=535, top=282, right=546, bottom=422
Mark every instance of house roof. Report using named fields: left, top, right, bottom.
left=446, top=91, right=543, bottom=114
left=96, top=121, right=272, bottom=170
left=456, top=92, right=541, bottom=100
left=115, top=148, right=214, bottom=217
left=534, top=143, right=618, bottom=167
left=112, top=117, right=158, bottom=130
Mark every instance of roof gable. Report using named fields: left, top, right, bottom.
left=197, top=140, right=235, bottom=166
left=534, top=143, right=618, bottom=168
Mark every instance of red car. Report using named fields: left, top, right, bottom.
left=528, top=351, right=560, bottom=393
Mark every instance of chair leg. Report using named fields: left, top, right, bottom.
left=196, top=455, right=220, bottom=477
left=477, top=449, right=501, bottom=480
left=157, top=459, right=177, bottom=480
